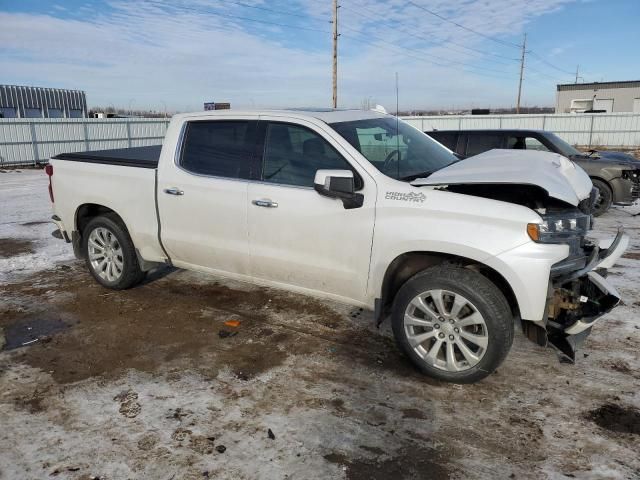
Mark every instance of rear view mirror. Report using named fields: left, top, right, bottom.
left=313, top=170, right=364, bottom=209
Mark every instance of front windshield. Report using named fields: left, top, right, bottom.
left=545, top=132, right=582, bottom=157
left=330, top=116, right=458, bottom=181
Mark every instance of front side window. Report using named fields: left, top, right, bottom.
left=331, top=117, right=457, bottom=181
left=180, top=121, right=255, bottom=179
left=525, top=137, right=550, bottom=152
left=544, top=133, right=581, bottom=157
left=262, top=123, right=355, bottom=187
left=466, top=134, right=503, bottom=156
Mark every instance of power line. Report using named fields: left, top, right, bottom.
left=402, top=1, right=582, bottom=84
left=528, top=51, right=576, bottom=76
left=339, top=22, right=517, bottom=76
left=160, top=2, right=523, bottom=86
left=406, top=1, right=522, bottom=49
left=341, top=3, right=519, bottom=64
left=225, top=0, right=579, bottom=85
left=339, top=31, right=517, bottom=81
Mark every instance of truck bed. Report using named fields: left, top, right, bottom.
left=52, top=145, right=161, bottom=168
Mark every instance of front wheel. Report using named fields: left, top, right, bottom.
left=591, top=179, right=612, bottom=217
left=391, top=266, right=514, bottom=383
left=83, top=214, right=145, bottom=289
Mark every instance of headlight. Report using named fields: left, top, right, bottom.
left=527, top=213, right=591, bottom=243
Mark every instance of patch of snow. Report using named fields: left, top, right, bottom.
left=0, top=170, right=75, bottom=282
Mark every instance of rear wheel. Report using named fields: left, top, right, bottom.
left=391, top=266, right=513, bottom=383
left=83, top=214, right=145, bottom=289
left=591, top=179, right=612, bottom=216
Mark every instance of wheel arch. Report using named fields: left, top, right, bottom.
left=376, top=251, right=519, bottom=325
left=73, top=204, right=130, bottom=259
left=589, top=176, right=613, bottom=192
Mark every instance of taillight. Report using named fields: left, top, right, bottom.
left=45, top=164, right=54, bottom=202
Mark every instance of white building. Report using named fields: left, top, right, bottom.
left=555, top=80, right=640, bottom=113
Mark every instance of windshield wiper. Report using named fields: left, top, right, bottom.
left=400, top=171, right=434, bottom=181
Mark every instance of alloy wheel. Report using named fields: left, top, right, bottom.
left=404, top=289, right=488, bottom=372
left=87, top=227, right=124, bottom=282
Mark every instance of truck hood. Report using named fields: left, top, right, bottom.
left=411, top=149, right=593, bottom=206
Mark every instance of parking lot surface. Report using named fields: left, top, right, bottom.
left=1, top=170, right=639, bottom=479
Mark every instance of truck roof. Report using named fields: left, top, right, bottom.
left=173, top=108, right=389, bottom=124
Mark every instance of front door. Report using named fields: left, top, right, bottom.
left=247, top=119, right=376, bottom=303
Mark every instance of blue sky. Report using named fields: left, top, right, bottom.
left=1, top=0, right=638, bottom=112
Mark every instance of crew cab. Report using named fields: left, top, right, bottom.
left=47, top=109, right=629, bottom=383
left=426, top=128, right=640, bottom=216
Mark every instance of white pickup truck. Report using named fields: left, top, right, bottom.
left=48, top=109, right=628, bottom=383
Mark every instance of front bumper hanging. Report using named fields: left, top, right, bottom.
left=523, top=229, right=629, bottom=362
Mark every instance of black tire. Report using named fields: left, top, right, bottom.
left=391, top=265, right=514, bottom=384
left=591, top=179, right=612, bottom=217
left=82, top=214, right=145, bottom=290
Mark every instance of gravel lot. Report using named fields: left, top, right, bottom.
left=1, top=169, right=639, bottom=480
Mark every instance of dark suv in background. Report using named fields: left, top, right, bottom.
left=426, top=129, right=640, bottom=216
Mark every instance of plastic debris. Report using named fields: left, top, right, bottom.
left=215, top=445, right=226, bottom=453
left=268, top=428, right=276, bottom=440
left=224, top=319, right=241, bottom=328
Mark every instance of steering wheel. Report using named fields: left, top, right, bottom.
left=383, top=149, right=402, bottom=171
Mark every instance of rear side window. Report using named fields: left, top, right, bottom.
left=466, top=134, right=503, bottom=156
left=262, top=123, right=357, bottom=188
left=428, top=132, right=458, bottom=151
left=180, top=121, right=255, bottom=179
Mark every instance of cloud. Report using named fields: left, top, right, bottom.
left=0, top=0, right=577, bottom=110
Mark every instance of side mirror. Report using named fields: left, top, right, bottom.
left=313, top=169, right=364, bottom=210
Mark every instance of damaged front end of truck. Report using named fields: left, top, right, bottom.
left=523, top=225, right=628, bottom=362
left=411, top=150, right=630, bottom=362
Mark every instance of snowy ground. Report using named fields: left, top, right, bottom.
left=1, top=169, right=639, bottom=480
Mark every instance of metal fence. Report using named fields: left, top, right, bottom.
left=0, top=118, right=169, bottom=167
left=2, top=113, right=639, bottom=168
left=401, top=113, right=640, bottom=149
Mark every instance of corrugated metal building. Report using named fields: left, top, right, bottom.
left=0, top=85, right=87, bottom=119
left=556, top=80, right=640, bottom=113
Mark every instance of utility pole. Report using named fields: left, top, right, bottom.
left=516, top=32, right=526, bottom=114
left=575, top=64, right=580, bottom=83
left=332, top=0, right=338, bottom=108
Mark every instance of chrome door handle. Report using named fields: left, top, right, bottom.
left=164, top=187, right=184, bottom=196
left=252, top=199, right=278, bottom=208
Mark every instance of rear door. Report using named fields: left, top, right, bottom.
left=157, top=117, right=258, bottom=275
left=246, top=117, right=376, bottom=303
left=465, top=133, right=505, bottom=157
